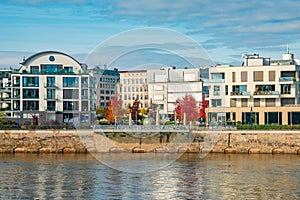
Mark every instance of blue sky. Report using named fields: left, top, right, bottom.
left=1, top=0, right=300, bottom=69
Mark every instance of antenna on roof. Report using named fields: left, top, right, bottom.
left=287, top=44, right=290, bottom=54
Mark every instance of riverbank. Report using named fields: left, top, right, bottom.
left=0, top=130, right=300, bottom=154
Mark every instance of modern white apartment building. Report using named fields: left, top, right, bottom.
left=206, top=52, right=300, bottom=125
left=147, top=67, right=203, bottom=119
left=4, top=51, right=93, bottom=125
left=118, top=70, right=148, bottom=109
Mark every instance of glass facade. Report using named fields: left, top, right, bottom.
left=23, top=101, right=39, bottom=111
left=63, top=77, right=79, bottom=87
left=46, top=77, right=56, bottom=87
left=23, top=89, right=39, bottom=99
left=23, top=77, right=39, bottom=87
left=41, top=64, right=62, bottom=74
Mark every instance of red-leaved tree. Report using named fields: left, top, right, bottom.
left=175, top=94, right=198, bottom=123
left=199, top=97, right=208, bottom=119
left=105, top=95, right=123, bottom=123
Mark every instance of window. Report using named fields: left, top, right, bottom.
left=82, top=89, right=89, bottom=99
left=265, top=112, right=282, bottom=125
left=225, top=85, right=228, bottom=95
left=41, top=64, right=62, bottom=74
left=80, top=114, right=89, bottom=122
left=211, top=99, right=222, bottom=107
left=241, top=99, right=248, bottom=107
left=254, top=98, right=260, bottom=107
left=281, top=98, right=295, bottom=106
left=241, top=71, right=247, bottom=82
left=253, top=71, right=263, bottom=82
left=47, top=101, right=56, bottom=111
left=64, top=66, right=73, bottom=73
left=232, top=72, right=236, bottom=82
left=213, top=86, right=220, bottom=96
left=30, top=66, right=39, bottom=74
left=23, top=77, right=39, bottom=87
left=63, top=77, right=79, bottom=87
left=63, top=89, right=79, bottom=99
left=23, top=89, right=39, bottom=99
left=230, top=98, right=236, bottom=107
left=266, top=98, right=276, bottom=107
left=211, top=73, right=225, bottom=80
left=269, top=71, right=275, bottom=81
left=47, top=77, right=55, bottom=87
left=63, top=101, right=79, bottom=111
left=82, top=101, right=88, bottom=111
left=46, top=89, right=55, bottom=99
left=242, top=112, right=259, bottom=125
left=281, top=84, right=291, bottom=94
left=23, top=101, right=39, bottom=110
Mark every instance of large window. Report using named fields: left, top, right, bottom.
left=213, top=85, right=220, bottom=96
left=281, top=98, right=295, bottom=106
left=63, top=89, right=79, bottom=99
left=281, top=84, right=291, bottom=94
left=211, top=73, right=225, bottom=80
left=23, top=89, right=39, bottom=99
left=63, top=77, right=79, bottom=87
left=241, top=71, right=247, bottom=82
left=288, top=112, right=300, bottom=125
left=41, top=64, right=62, bottom=74
left=265, top=112, right=282, bottom=125
left=63, top=101, right=79, bottom=111
left=211, top=99, right=222, bottom=107
left=242, top=112, right=259, bottom=125
left=241, top=99, right=248, bottom=107
left=46, top=77, right=55, bottom=87
left=253, top=71, right=263, bottom=82
left=23, top=101, right=39, bottom=111
left=47, top=101, right=56, bottom=111
left=23, top=77, right=39, bottom=87
left=266, top=98, right=276, bottom=107
left=47, top=89, right=56, bottom=99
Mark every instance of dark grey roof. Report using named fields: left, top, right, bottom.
left=21, top=51, right=83, bottom=66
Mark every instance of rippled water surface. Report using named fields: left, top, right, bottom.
left=0, top=153, right=299, bottom=199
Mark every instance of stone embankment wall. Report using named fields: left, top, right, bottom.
left=0, top=130, right=300, bottom=154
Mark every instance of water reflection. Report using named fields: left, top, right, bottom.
left=0, top=153, right=299, bottom=199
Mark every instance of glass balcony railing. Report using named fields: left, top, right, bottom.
left=204, top=79, right=225, bottom=83
left=44, top=84, right=59, bottom=88
left=253, top=91, right=280, bottom=95
left=44, top=95, right=60, bottom=100
left=279, top=77, right=296, bottom=82
left=230, top=91, right=250, bottom=96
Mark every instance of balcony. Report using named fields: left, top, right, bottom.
left=279, top=77, right=296, bottom=83
left=204, top=79, right=225, bottom=83
left=230, top=91, right=250, bottom=98
left=253, top=91, right=280, bottom=98
left=44, top=95, right=60, bottom=101
left=45, top=106, right=57, bottom=112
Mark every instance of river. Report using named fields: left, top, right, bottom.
left=0, top=153, right=299, bottom=199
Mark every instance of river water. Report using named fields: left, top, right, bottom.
left=0, top=153, right=299, bottom=200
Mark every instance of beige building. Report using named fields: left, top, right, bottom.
left=118, top=70, right=148, bottom=109
left=206, top=52, right=300, bottom=125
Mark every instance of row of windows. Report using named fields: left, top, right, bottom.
left=121, top=94, right=148, bottom=101
left=121, top=86, right=148, bottom=92
left=99, top=77, right=118, bottom=82
left=20, top=89, right=89, bottom=99
left=21, top=77, right=89, bottom=88
left=212, top=71, right=296, bottom=83
left=121, top=79, right=147, bottom=84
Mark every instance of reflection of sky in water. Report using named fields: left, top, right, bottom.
left=0, top=154, right=299, bottom=199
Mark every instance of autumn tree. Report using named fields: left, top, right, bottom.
left=129, top=99, right=142, bottom=121
left=105, top=96, right=124, bottom=124
left=199, top=97, right=208, bottom=125
left=175, top=95, right=198, bottom=123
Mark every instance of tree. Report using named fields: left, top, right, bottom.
left=105, top=96, right=124, bottom=124
left=199, top=97, right=208, bottom=125
left=175, top=95, right=198, bottom=123
left=129, top=99, right=142, bottom=122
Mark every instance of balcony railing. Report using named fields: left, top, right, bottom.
left=44, top=84, right=59, bottom=88
left=230, top=91, right=250, bottom=96
left=279, top=77, right=296, bottom=82
left=204, top=79, right=225, bottom=83
left=253, top=91, right=280, bottom=95
left=44, top=95, right=60, bottom=100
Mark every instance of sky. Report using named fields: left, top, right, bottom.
left=1, top=0, right=300, bottom=69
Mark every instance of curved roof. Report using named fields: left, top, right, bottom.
left=21, top=51, right=82, bottom=66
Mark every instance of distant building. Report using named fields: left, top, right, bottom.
left=3, top=51, right=93, bottom=126
left=206, top=52, right=300, bottom=125
left=147, top=67, right=203, bottom=119
left=90, top=67, right=120, bottom=108
left=118, top=70, right=148, bottom=109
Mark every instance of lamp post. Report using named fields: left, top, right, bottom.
left=250, top=106, right=253, bottom=130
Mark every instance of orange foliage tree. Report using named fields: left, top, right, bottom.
left=175, top=94, right=198, bottom=123
left=105, top=95, right=123, bottom=123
